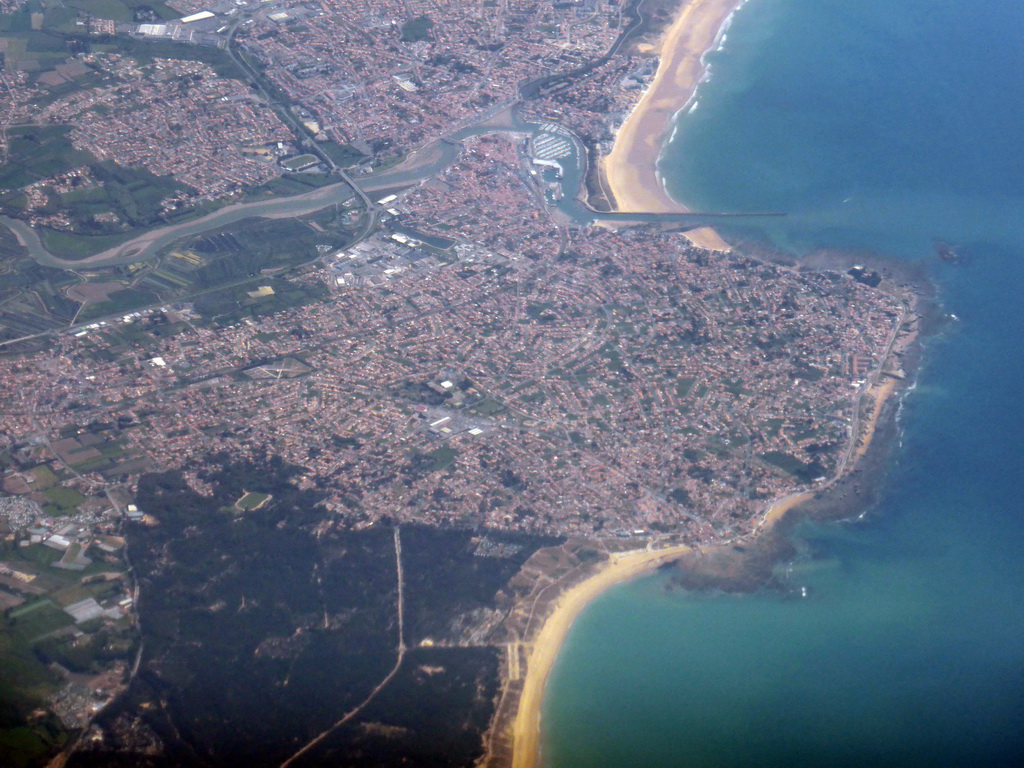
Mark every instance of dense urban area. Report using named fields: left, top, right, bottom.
left=0, top=1, right=920, bottom=766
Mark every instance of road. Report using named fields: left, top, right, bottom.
left=278, top=526, right=406, bottom=768
left=835, top=302, right=907, bottom=478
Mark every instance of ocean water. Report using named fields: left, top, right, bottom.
left=540, top=0, right=1024, bottom=766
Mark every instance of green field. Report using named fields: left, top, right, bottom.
left=8, top=599, right=73, bottom=642
left=759, top=451, right=826, bottom=482
left=42, top=486, right=86, bottom=514
left=426, top=445, right=457, bottom=471
left=254, top=172, right=344, bottom=199
left=235, top=491, right=270, bottom=511
left=78, top=286, right=159, bottom=321
left=39, top=227, right=138, bottom=260
left=64, top=0, right=178, bottom=22
left=675, top=377, right=696, bottom=398
left=0, top=126, right=93, bottom=192
left=280, top=154, right=319, bottom=172
left=192, top=276, right=329, bottom=325
left=28, top=465, right=58, bottom=490
left=400, top=15, right=434, bottom=42
left=0, top=630, right=67, bottom=768
left=473, top=398, right=505, bottom=416
left=320, top=141, right=367, bottom=167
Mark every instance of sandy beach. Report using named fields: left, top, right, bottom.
left=754, top=490, right=815, bottom=532
left=508, top=490, right=817, bottom=768
left=502, top=4, right=925, bottom=763
left=602, top=0, right=743, bottom=215
left=855, top=376, right=898, bottom=461
left=510, top=544, right=692, bottom=768
left=507, top=357, right=917, bottom=768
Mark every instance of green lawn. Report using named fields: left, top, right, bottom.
left=400, top=15, right=434, bottom=42
left=281, top=154, right=319, bottom=172
left=474, top=398, right=505, bottom=416
left=40, top=227, right=138, bottom=260
left=0, top=126, right=93, bottom=190
left=42, top=486, right=86, bottom=513
left=675, top=377, right=696, bottom=398
left=427, top=445, right=458, bottom=471
left=78, top=287, right=159, bottom=321
left=236, top=491, right=270, bottom=510
left=8, top=600, right=73, bottom=641
left=29, top=465, right=58, bottom=490
left=759, top=451, right=826, bottom=482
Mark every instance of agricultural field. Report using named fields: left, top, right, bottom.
left=0, top=204, right=355, bottom=342
left=0, top=535, right=133, bottom=767
left=62, top=0, right=178, bottom=23
left=41, top=487, right=87, bottom=516
left=0, top=230, right=81, bottom=343
left=0, top=127, right=94, bottom=193
left=0, top=1, right=368, bottom=348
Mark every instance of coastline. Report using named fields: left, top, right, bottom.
left=509, top=544, right=692, bottom=768
left=505, top=494, right=842, bottom=768
left=854, top=376, right=898, bottom=461
left=502, top=292, right=923, bottom=767
left=601, top=0, right=743, bottom=216
left=504, top=497, right=839, bottom=768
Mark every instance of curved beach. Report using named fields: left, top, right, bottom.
left=506, top=322, right=918, bottom=767
left=602, top=0, right=742, bottom=215
left=510, top=544, right=692, bottom=768
left=509, top=492, right=822, bottom=768
left=504, top=2, right=921, bottom=763
left=507, top=7, right=774, bottom=766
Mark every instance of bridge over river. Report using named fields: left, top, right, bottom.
left=1, top=108, right=782, bottom=270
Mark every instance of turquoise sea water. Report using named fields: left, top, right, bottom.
left=541, top=0, right=1024, bottom=766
